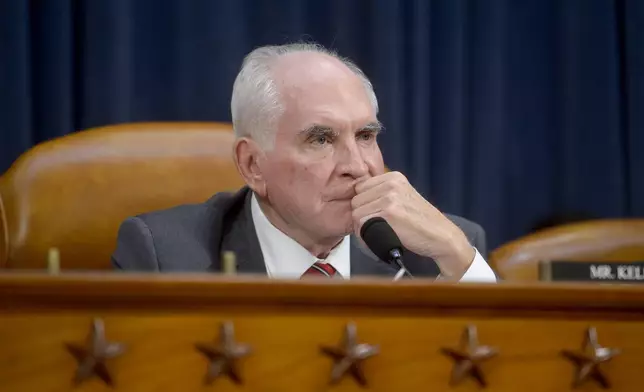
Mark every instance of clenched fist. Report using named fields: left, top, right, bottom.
left=351, top=171, right=475, bottom=279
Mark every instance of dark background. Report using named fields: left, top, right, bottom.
left=1, top=0, right=643, bottom=250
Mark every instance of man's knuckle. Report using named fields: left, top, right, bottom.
left=396, top=172, right=409, bottom=184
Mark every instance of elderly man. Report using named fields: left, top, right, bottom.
left=112, top=43, right=496, bottom=282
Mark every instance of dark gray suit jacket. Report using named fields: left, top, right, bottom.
left=111, top=187, right=487, bottom=278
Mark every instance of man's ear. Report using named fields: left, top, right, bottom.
left=233, top=137, right=267, bottom=197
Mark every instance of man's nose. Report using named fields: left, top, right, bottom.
left=337, top=142, right=369, bottom=179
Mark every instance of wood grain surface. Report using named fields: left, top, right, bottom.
left=0, top=122, right=244, bottom=270
left=490, top=219, right=644, bottom=281
left=1, top=273, right=643, bottom=391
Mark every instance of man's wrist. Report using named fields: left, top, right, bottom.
left=435, top=236, right=475, bottom=279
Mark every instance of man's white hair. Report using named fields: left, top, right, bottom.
left=230, top=43, right=379, bottom=148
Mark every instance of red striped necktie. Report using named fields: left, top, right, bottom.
left=301, top=261, right=337, bottom=278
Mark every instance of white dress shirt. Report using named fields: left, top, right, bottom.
left=251, top=194, right=496, bottom=282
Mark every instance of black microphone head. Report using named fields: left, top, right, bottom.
left=359, top=217, right=403, bottom=263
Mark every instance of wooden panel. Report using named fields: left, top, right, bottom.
left=0, top=122, right=244, bottom=270
left=1, top=273, right=644, bottom=391
left=2, top=314, right=642, bottom=392
left=3, top=273, right=644, bottom=315
left=490, top=219, right=644, bottom=281
left=0, top=191, right=7, bottom=267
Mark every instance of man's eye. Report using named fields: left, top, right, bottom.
left=357, top=132, right=375, bottom=141
left=312, top=135, right=330, bottom=145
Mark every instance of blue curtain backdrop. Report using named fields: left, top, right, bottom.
left=1, top=0, right=643, bottom=250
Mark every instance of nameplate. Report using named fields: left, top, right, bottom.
left=546, top=261, right=644, bottom=283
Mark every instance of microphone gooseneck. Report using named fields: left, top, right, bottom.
left=360, top=217, right=413, bottom=280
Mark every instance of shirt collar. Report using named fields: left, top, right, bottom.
left=250, top=193, right=350, bottom=279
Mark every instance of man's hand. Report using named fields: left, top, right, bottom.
left=351, top=172, right=475, bottom=279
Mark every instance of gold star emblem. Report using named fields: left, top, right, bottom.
left=65, top=318, right=126, bottom=387
left=441, top=324, right=498, bottom=387
left=320, top=322, right=379, bottom=386
left=195, top=321, right=252, bottom=385
left=561, top=327, right=620, bottom=388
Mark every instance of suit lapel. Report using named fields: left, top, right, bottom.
left=218, top=188, right=268, bottom=275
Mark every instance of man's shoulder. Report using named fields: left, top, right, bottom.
left=134, top=187, right=249, bottom=225
left=135, top=191, right=237, bottom=227
left=112, top=187, right=253, bottom=271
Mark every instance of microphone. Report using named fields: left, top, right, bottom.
left=359, top=217, right=412, bottom=280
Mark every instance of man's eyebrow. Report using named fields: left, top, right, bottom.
left=297, top=122, right=383, bottom=138
left=298, top=124, right=338, bottom=138
left=359, top=122, right=384, bottom=133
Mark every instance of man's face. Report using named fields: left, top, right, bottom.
left=259, top=54, right=385, bottom=242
